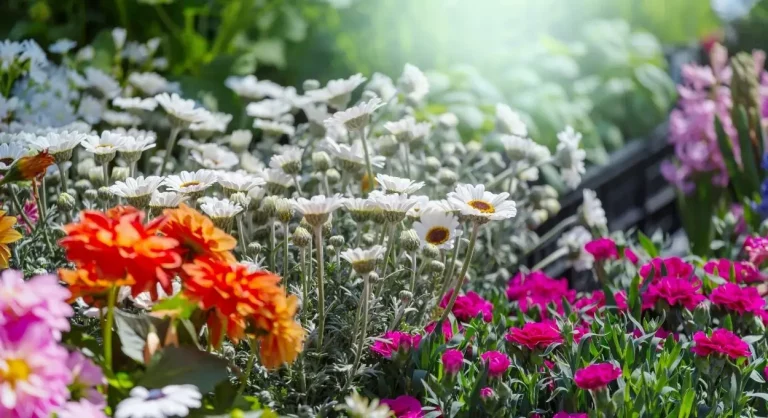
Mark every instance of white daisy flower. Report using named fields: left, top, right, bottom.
left=128, top=72, right=174, bottom=96
left=495, top=104, right=528, bottom=137
left=269, top=145, right=303, bottom=174
left=228, top=129, right=253, bottom=151
left=108, top=175, right=164, bottom=198
left=189, top=112, right=232, bottom=134
left=0, top=142, right=28, bottom=170
left=369, top=192, right=421, bottom=222
left=240, top=153, right=267, bottom=175
left=404, top=195, right=432, bottom=219
left=112, top=27, right=127, bottom=49
left=557, top=225, right=594, bottom=271
left=263, top=168, right=294, bottom=190
left=343, top=197, right=376, bottom=218
left=253, top=119, right=295, bottom=137
left=149, top=191, right=188, bottom=209
left=114, top=385, right=202, bottom=418
left=225, top=75, right=284, bottom=100
left=115, top=128, right=157, bottom=147
left=49, top=39, right=77, bottom=54
left=499, top=135, right=536, bottom=161
left=190, top=143, right=239, bottom=170
left=246, top=99, right=291, bottom=120
left=383, top=116, right=416, bottom=140
left=322, top=138, right=385, bottom=169
left=77, top=95, right=104, bottom=125
left=113, top=96, right=158, bottom=111
left=247, top=185, right=266, bottom=202
left=413, top=210, right=462, bottom=249
left=81, top=130, right=131, bottom=155
left=277, top=86, right=312, bottom=108
left=291, top=194, right=347, bottom=227
left=217, top=171, right=265, bottom=193
left=25, top=130, right=89, bottom=155
left=341, top=245, right=386, bottom=274
left=365, top=72, right=397, bottom=102
left=154, top=93, right=210, bottom=124
left=84, top=67, right=121, bottom=98
left=131, top=280, right=181, bottom=310
left=102, top=110, right=141, bottom=127
left=302, top=103, right=331, bottom=126
left=447, top=184, right=517, bottom=222
left=376, top=174, right=424, bottom=195
left=555, top=126, right=586, bottom=189
left=398, top=63, right=429, bottom=102
left=306, top=73, right=367, bottom=108
left=199, top=196, right=243, bottom=218
left=324, top=97, right=384, bottom=131
left=581, top=189, right=607, bottom=230
left=163, top=170, right=218, bottom=194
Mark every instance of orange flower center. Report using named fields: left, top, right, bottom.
left=426, top=227, right=450, bottom=245
left=1, top=358, right=30, bottom=387
left=180, top=181, right=201, bottom=188
left=468, top=200, right=495, bottom=213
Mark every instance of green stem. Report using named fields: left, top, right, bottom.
left=293, top=176, right=303, bottom=197
left=439, top=236, right=462, bottom=298
left=350, top=273, right=370, bottom=377
left=237, top=215, right=248, bottom=254
left=8, top=185, right=33, bottom=229
left=115, top=0, right=129, bottom=32
left=314, top=227, right=326, bottom=349
left=102, top=163, right=110, bottom=188
left=283, top=223, right=290, bottom=277
left=269, top=220, right=276, bottom=272
left=159, top=126, right=180, bottom=176
left=358, top=127, right=375, bottom=196
left=438, top=223, right=480, bottom=323
left=300, top=248, right=308, bottom=325
left=530, top=247, right=568, bottom=272
left=104, top=286, right=118, bottom=374
left=381, top=224, right=399, bottom=277
left=40, top=176, right=48, bottom=220
left=404, top=143, right=411, bottom=178
left=57, top=162, right=73, bottom=223
left=237, top=339, right=258, bottom=397
left=523, top=215, right=578, bottom=258
left=409, top=249, right=418, bottom=293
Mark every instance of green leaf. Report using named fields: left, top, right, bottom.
left=715, top=117, right=746, bottom=198
left=734, top=105, right=761, bottom=198
left=637, top=232, right=658, bottom=258
left=678, top=388, right=695, bottom=418
left=114, top=309, right=170, bottom=363
left=152, top=293, right=199, bottom=319
left=138, top=347, right=229, bottom=394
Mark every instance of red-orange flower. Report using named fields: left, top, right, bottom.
left=59, top=206, right=183, bottom=298
left=0, top=151, right=55, bottom=185
left=182, top=257, right=305, bottom=368
left=161, top=204, right=236, bottom=263
left=59, top=265, right=135, bottom=305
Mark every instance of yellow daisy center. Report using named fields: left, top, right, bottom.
left=467, top=199, right=495, bottom=213
left=426, top=226, right=450, bottom=245
left=180, top=181, right=201, bottom=188
left=1, top=358, right=31, bottom=387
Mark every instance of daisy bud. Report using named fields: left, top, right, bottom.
left=541, top=199, right=561, bottom=216
left=466, top=141, right=482, bottom=153
left=369, top=271, right=381, bottom=284
left=361, top=90, right=379, bottom=102
left=326, top=245, right=336, bottom=254
left=378, top=135, right=399, bottom=157
left=299, top=217, right=312, bottom=231
left=88, top=167, right=104, bottom=186
left=261, top=196, right=278, bottom=218
left=424, top=156, right=441, bottom=174
left=441, top=142, right=457, bottom=155
left=361, top=232, right=375, bottom=246
left=445, top=156, right=461, bottom=168
left=229, top=130, right=253, bottom=153
left=437, top=168, right=458, bottom=187
left=112, top=166, right=130, bottom=183
left=57, top=192, right=76, bottom=212
left=292, top=227, right=312, bottom=248
left=230, top=192, right=251, bottom=210
left=323, top=217, right=333, bottom=236
left=527, top=209, right=548, bottom=229
left=438, top=113, right=458, bottom=130
left=430, top=260, right=445, bottom=274
left=248, top=242, right=262, bottom=255
left=98, top=186, right=112, bottom=202
left=303, top=79, right=321, bottom=91
left=400, top=229, right=421, bottom=252
left=330, top=235, right=345, bottom=248
left=326, top=168, right=341, bottom=185
left=275, top=198, right=294, bottom=224
left=421, top=243, right=440, bottom=260
left=399, top=290, right=413, bottom=304
left=312, top=151, right=332, bottom=172
left=83, top=189, right=98, bottom=202
left=74, top=179, right=92, bottom=194
left=77, top=158, right=96, bottom=178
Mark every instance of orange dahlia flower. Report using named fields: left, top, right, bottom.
left=0, top=151, right=55, bottom=185
left=59, top=265, right=134, bottom=305
left=60, top=207, right=183, bottom=298
left=0, top=210, right=22, bottom=268
left=161, top=204, right=236, bottom=262
left=182, top=257, right=305, bottom=368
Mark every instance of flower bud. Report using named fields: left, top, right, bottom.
left=445, top=156, right=461, bottom=169
left=323, top=218, right=333, bottom=236
left=97, top=187, right=111, bottom=202
left=326, top=245, right=336, bottom=254
left=430, top=260, right=445, bottom=274
left=400, top=229, right=421, bottom=252
left=88, top=167, right=104, bottom=186
left=83, top=189, right=98, bottom=202
left=112, top=166, right=130, bottom=183
left=312, top=151, right=332, bottom=172
left=303, top=79, right=321, bottom=91
left=74, top=179, right=92, bottom=194
left=421, top=244, right=440, bottom=260
left=424, top=156, right=441, bottom=174
left=77, top=158, right=96, bottom=178
left=693, top=301, right=711, bottom=328
left=229, top=130, right=253, bottom=153
left=329, top=235, right=345, bottom=248
left=369, top=271, right=381, bottom=284
left=260, top=196, right=278, bottom=218
left=437, top=168, right=458, bottom=187
left=230, top=192, right=251, bottom=209
left=275, top=198, right=294, bottom=224
left=361, top=232, right=375, bottom=246
left=541, top=199, right=561, bottom=216
left=57, top=192, right=76, bottom=211
left=248, top=242, right=262, bottom=255
left=292, top=227, right=312, bottom=248
left=399, top=290, right=413, bottom=304
left=378, top=135, right=399, bottom=157
left=326, top=168, right=341, bottom=185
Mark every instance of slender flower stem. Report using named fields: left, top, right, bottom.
left=322, top=174, right=331, bottom=195
left=104, top=286, right=118, bottom=374
left=268, top=220, right=276, bottom=272
left=8, top=185, right=33, bottom=229
left=57, top=162, right=70, bottom=193
left=358, top=127, right=375, bottom=196
left=129, top=161, right=136, bottom=178
left=314, top=227, right=326, bottom=348
left=31, top=181, right=54, bottom=253
left=439, top=223, right=480, bottom=323
left=283, top=223, right=290, bottom=277
left=40, top=177, right=48, bottom=220
left=530, top=247, right=568, bottom=272
left=523, top=215, right=578, bottom=257
left=409, top=249, right=418, bottom=293
left=300, top=247, right=308, bottom=325
left=293, top=176, right=303, bottom=197
left=439, top=236, right=462, bottom=298
left=237, top=215, right=248, bottom=254
left=404, top=143, right=411, bottom=178
left=381, top=224, right=399, bottom=277
left=159, top=126, right=181, bottom=176
left=237, top=339, right=258, bottom=397
left=350, top=273, right=370, bottom=377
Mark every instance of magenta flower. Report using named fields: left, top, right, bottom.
left=615, top=291, right=628, bottom=311
left=692, top=329, right=750, bottom=359
left=554, top=413, right=589, bottom=418
left=642, top=276, right=705, bottom=311
left=744, top=236, right=768, bottom=266
left=439, top=290, right=493, bottom=322
left=0, top=270, right=73, bottom=340
left=479, top=387, right=495, bottom=399
left=506, top=271, right=575, bottom=317
left=381, top=395, right=423, bottom=418
left=505, top=321, right=563, bottom=350
left=638, top=257, right=694, bottom=282
left=441, top=349, right=464, bottom=374
left=574, top=363, right=621, bottom=390
left=623, top=248, right=639, bottom=264
left=710, top=283, right=766, bottom=315
left=66, top=351, right=106, bottom=407
left=704, top=259, right=763, bottom=283
left=0, top=322, right=72, bottom=417
left=17, top=200, right=38, bottom=233
left=572, top=291, right=607, bottom=316
left=480, top=351, right=511, bottom=378
left=424, top=320, right=461, bottom=340
left=371, top=331, right=421, bottom=359
left=55, top=399, right=107, bottom=418
left=584, top=238, right=618, bottom=261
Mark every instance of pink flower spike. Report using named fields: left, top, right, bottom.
left=441, top=349, right=463, bottom=374
left=584, top=238, right=619, bottom=261
left=381, top=395, right=423, bottom=418
left=480, top=351, right=511, bottom=378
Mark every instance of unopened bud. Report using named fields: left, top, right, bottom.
left=98, top=186, right=111, bottom=201
left=248, top=242, right=262, bottom=255
left=275, top=198, right=294, bottom=224
left=326, top=168, right=341, bottom=185
left=292, top=227, right=312, bottom=248
left=112, top=166, right=130, bottom=183
left=303, top=79, right=321, bottom=91
left=400, top=229, right=421, bottom=252
left=312, top=151, right=332, bottom=172
left=437, top=168, right=458, bottom=187
left=88, top=167, right=104, bottom=186
left=57, top=193, right=76, bottom=211
left=693, top=301, right=711, bottom=327
left=361, top=233, right=375, bottom=246
left=378, top=135, right=399, bottom=157
left=399, top=290, right=413, bottom=303
left=329, top=235, right=345, bottom=248
left=430, top=260, right=445, bottom=274
left=369, top=271, right=381, bottom=283
left=74, top=179, right=92, bottom=194
left=421, top=244, right=440, bottom=260
left=230, top=192, right=251, bottom=209
left=323, top=218, right=333, bottom=236
left=83, top=189, right=98, bottom=201
left=541, top=199, right=561, bottom=216
left=77, top=158, right=96, bottom=178
left=424, top=156, right=441, bottom=174
left=260, top=196, right=278, bottom=218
